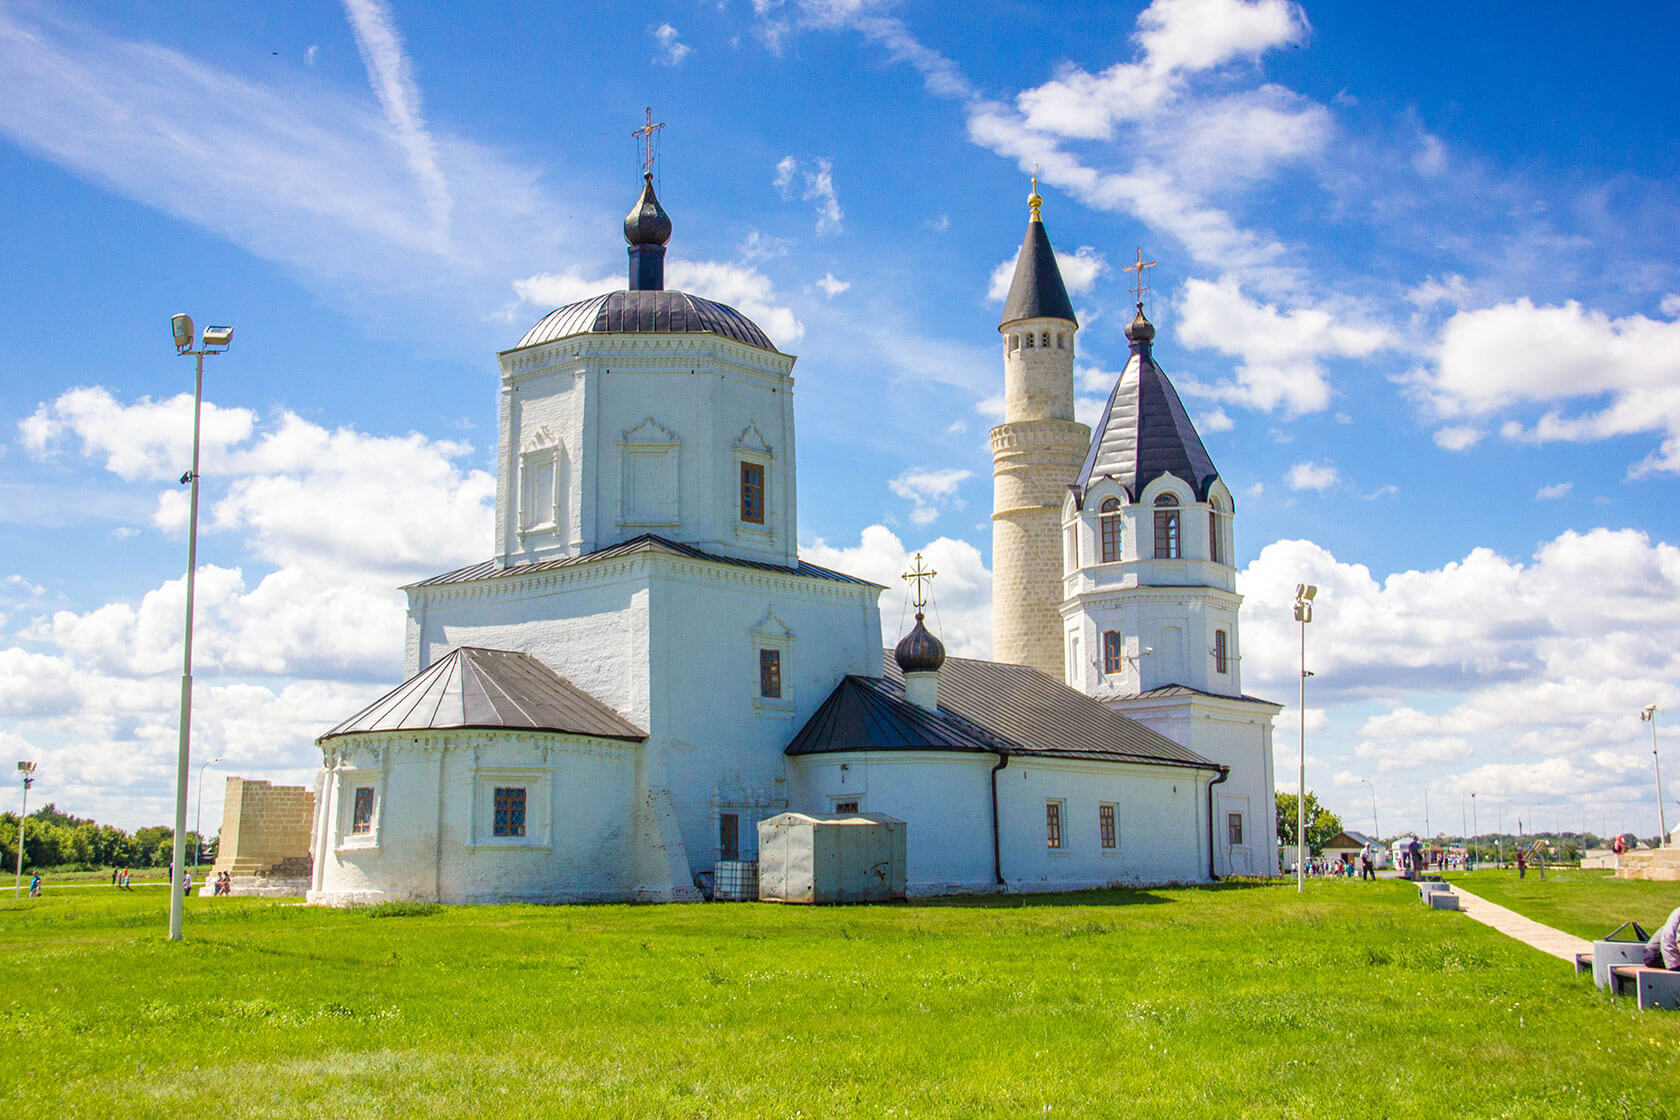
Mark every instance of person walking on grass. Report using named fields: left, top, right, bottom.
left=1516, top=849, right=1527, bottom=879
left=28, top=873, right=41, bottom=897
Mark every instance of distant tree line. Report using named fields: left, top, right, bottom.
left=0, top=805, right=210, bottom=872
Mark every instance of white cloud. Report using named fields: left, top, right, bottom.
left=987, top=245, right=1107, bottom=303
left=1408, top=298, right=1680, bottom=474
left=816, top=273, right=850, bottom=298
left=305, top=45, right=320, bottom=66
left=508, top=270, right=626, bottom=312
left=1535, top=482, right=1572, bottom=500
left=1286, top=460, right=1338, bottom=491
left=801, top=525, right=992, bottom=657
left=888, top=467, right=974, bottom=526
left=1198, top=407, right=1234, bottom=432
left=1432, top=425, right=1482, bottom=452
left=1412, top=133, right=1447, bottom=177
left=739, top=230, right=792, bottom=259
left=341, top=0, right=452, bottom=233
left=650, top=23, right=692, bottom=65
left=21, top=386, right=257, bottom=483
left=774, top=156, right=843, bottom=235
left=1174, top=276, right=1393, bottom=415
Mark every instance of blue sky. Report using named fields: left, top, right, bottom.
left=3, top=0, right=1679, bottom=843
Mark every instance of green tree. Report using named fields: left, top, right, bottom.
left=1275, top=791, right=1344, bottom=855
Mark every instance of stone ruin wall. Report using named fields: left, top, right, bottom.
left=210, top=776, right=316, bottom=896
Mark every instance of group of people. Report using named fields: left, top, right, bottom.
left=110, top=867, right=136, bottom=888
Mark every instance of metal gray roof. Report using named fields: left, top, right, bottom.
left=512, top=289, right=778, bottom=352
left=319, top=646, right=645, bottom=743
left=409, top=533, right=880, bottom=590
left=1120, top=683, right=1280, bottom=707
left=1000, top=217, right=1077, bottom=327
left=787, top=653, right=1215, bottom=768
left=1074, top=341, right=1222, bottom=505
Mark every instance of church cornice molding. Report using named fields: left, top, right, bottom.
left=1061, top=577, right=1242, bottom=607
left=323, top=727, right=641, bottom=762
left=500, top=335, right=794, bottom=383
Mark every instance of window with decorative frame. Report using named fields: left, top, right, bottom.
left=1046, top=800, right=1064, bottom=850
left=1153, top=493, right=1181, bottom=558
left=1227, top=811, right=1244, bottom=846
left=351, top=787, right=375, bottom=835
left=1099, top=498, right=1123, bottom=562
left=759, top=648, right=782, bottom=699
left=1214, top=629, right=1229, bottom=674
left=493, top=787, right=527, bottom=837
left=519, top=433, right=561, bottom=535
left=1099, top=803, right=1117, bottom=850
left=740, top=461, right=765, bottom=524
left=1102, top=630, right=1123, bottom=674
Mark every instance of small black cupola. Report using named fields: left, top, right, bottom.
left=624, top=173, right=671, bottom=292
left=894, top=612, right=946, bottom=675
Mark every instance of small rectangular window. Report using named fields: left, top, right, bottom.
left=719, top=813, right=740, bottom=861
left=759, top=648, right=781, bottom=698
left=493, top=787, right=527, bottom=837
left=833, top=799, right=859, bottom=814
left=1099, top=804, right=1116, bottom=849
left=1046, top=801, right=1063, bottom=850
left=1227, top=812, right=1244, bottom=846
left=1214, top=630, right=1228, bottom=674
left=741, top=461, right=765, bottom=524
left=351, top=787, right=375, bottom=835
left=1102, top=631, right=1123, bottom=674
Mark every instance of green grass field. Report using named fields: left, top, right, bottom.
left=2, top=878, right=1677, bottom=1119
left=1448, top=867, right=1680, bottom=941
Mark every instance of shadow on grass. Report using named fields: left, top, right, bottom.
left=926, top=877, right=1287, bottom=909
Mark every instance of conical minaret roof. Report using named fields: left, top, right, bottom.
left=999, top=185, right=1077, bottom=327
left=1074, top=305, right=1221, bottom=504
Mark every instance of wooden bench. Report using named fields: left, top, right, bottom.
left=1609, top=965, right=1680, bottom=1011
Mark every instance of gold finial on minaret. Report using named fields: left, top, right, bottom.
left=901, top=552, right=938, bottom=612
left=1028, top=162, right=1043, bottom=222
left=632, top=106, right=666, bottom=177
left=1122, top=246, right=1158, bottom=309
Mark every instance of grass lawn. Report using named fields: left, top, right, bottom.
left=1447, top=868, right=1680, bottom=942
left=2, top=879, right=1677, bottom=1119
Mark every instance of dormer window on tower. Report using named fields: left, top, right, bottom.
left=1099, top=498, right=1123, bottom=563
left=740, top=461, right=765, bottom=524
left=1154, top=493, right=1181, bottom=559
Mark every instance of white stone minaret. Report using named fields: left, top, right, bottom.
left=990, top=183, right=1089, bottom=678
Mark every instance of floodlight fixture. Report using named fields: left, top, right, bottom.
left=201, top=325, right=234, bottom=350
left=172, top=313, right=194, bottom=353
left=1642, top=704, right=1657, bottom=721
left=16, top=761, right=34, bottom=774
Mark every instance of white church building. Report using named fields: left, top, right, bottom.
left=307, top=168, right=1275, bottom=905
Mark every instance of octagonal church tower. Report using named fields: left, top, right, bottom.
left=990, top=185, right=1090, bottom=678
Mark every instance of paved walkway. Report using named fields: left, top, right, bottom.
left=1450, top=884, right=1590, bottom=963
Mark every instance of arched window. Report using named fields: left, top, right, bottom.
left=1099, top=498, right=1123, bottom=563
left=1102, top=630, right=1123, bottom=674
left=1208, top=497, right=1224, bottom=564
left=1153, top=494, right=1181, bottom=559
left=1024, top=332, right=1035, bottom=349
left=1214, top=629, right=1228, bottom=674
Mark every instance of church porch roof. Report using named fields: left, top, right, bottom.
left=788, top=653, right=1215, bottom=769
left=409, top=533, right=881, bottom=590
left=319, top=646, right=646, bottom=743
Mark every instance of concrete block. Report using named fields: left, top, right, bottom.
left=1428, top=891, right=1459, bottom=910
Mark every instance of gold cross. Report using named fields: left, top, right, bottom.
left=632, top=107, right=665, bottom=176
left=1122, top=247, right=1158, bottom=303
left=900, top=552, right=938, bottom=611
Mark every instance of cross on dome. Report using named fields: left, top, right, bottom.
left=1028, top=162, right=1043, bottom=222
left=900, top=552, right=938, bottom=611
left=1123, top=247, right=1158, bottom=308
left=632, top=106, right=665, bottom=177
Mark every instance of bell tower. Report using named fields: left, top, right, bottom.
left=990, top=179, right=1089, bottom=677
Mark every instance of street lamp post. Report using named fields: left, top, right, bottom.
left=1471, top=790, right=1478, bottom=870
left=1643, top=706, right=1667, bottom=847
left=168, top=314, right=232, bottom=942
left=13, top=762, right=35, bottom=898
left=193, top=756, right=221, bottom=875
left=1360, top=777, right=1380, bottom=843
left=1293, top=583, right=1317, bottom=893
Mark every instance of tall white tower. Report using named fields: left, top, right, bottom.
left=990, top=184, right=1089, bottom=678
left=1060, top=298, right=1280, bottom=876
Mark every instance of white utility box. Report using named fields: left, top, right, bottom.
left=757, top=812, right=907, bottom=904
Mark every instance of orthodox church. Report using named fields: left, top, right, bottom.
left=306, top=165, right=1276, bottom=905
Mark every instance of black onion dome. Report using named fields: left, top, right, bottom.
left=1125, top=304, right=1156, bottom=345
left=894, top=612, right=946, bottom=673
left=624, top=173, right=672, bottom=246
